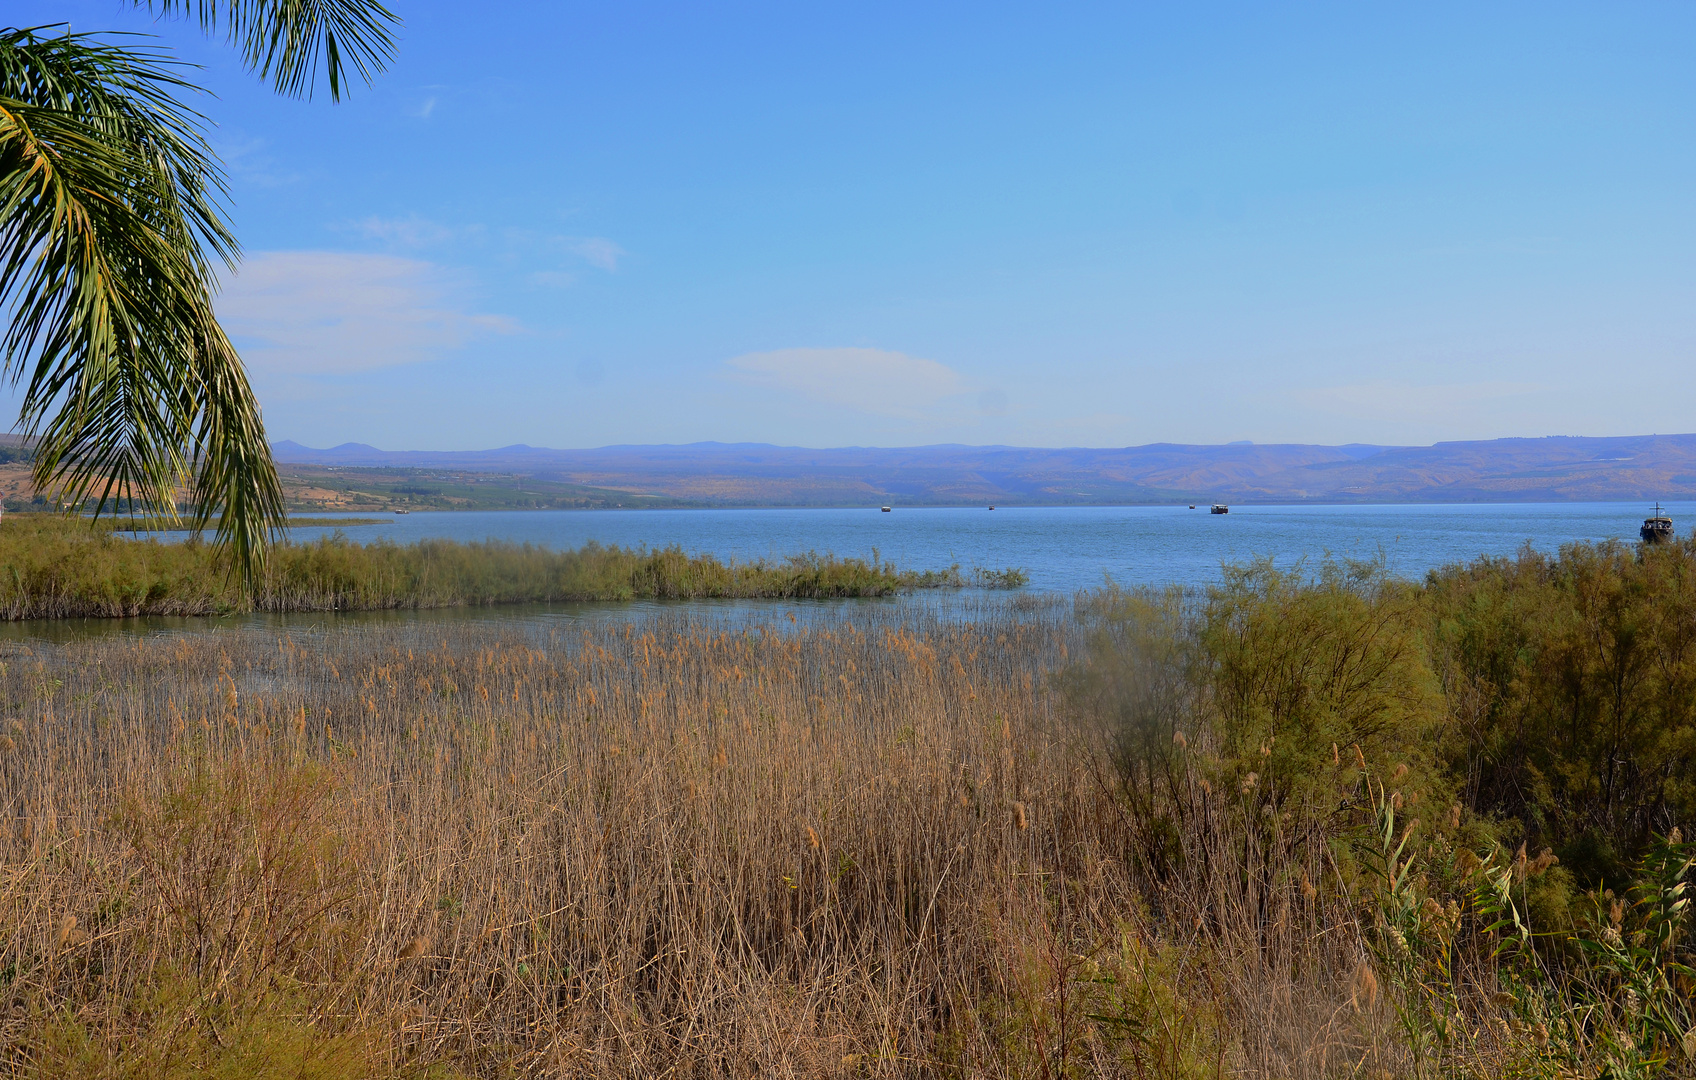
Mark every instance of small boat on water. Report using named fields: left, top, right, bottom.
left=1641, top=503, right=1674, bottom=544
left=881, top=506, right=891, bottom=513
left=394, top=509, right=409, bottom=515
left=1211, top=504, right=1229, bottom=515
left=1189, top=504, right=1196, bottom=509
left=988, top=505, right=995, bottom=510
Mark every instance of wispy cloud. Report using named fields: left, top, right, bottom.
left=350, top=215, right=481, bottom=249
left=724, top=347, right=974, bottom=418
left=217, top=135, right=302, bottom=188
left=564, top=237, right=626, bottom=272
left=345, top=222, right=624, bottom=280
left=218, top=252, right=517, bottom=375
left=415, top=96, right=437, bottom=119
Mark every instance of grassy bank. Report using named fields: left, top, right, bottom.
left=0, top=516, right=1026, bottom=619
left=0, top=541, right=1690, bottom=1077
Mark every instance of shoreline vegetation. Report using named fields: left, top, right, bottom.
left=93, top=515, right=395, bottom=531
left=0, top=516, right=1028, bottom=620
left=0, top=538, right=1691, bottom=1076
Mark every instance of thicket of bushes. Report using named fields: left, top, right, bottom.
left=0, top=516, right=1026, bottom=618
left=1069, top=540, right=1696, bottom=1077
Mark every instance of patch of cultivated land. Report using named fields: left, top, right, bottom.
left=277, top=464, right=690, bottom=512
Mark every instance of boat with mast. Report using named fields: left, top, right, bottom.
left=1641, top=503, right=1674, bottom=544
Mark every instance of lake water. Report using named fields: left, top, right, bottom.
left=10, top=502, right=1675, bottom=643
left=276, top=501, right=1675, bottom=594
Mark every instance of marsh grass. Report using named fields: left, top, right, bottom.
left=2, top=547, right=1687, bottom=1078
left=2, top=608, right=1183, bottom=1077
left=0, top=517, right=1021, bottom=620
left=0, top=599, right=1416, bottom=1079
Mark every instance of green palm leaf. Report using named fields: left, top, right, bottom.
left=136, top=0, right=400, bottom=101
left=0, top=26, right=283, bottom=577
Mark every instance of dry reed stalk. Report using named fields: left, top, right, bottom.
left=0, top=606, right=1405, bottom=1077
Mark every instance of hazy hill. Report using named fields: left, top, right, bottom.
left=269, top=434, right=1696, bottom=506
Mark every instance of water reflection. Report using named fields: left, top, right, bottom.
left=0, top=590, right=1067, bottom=646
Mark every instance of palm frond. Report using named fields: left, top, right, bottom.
left=134, top=0, right=400, bottom=101
left=0, top=26, right=285, bottom=580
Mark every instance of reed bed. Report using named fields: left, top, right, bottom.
left=0, top=602, right=1404, bottom=1079
left=7, top=549, right=1685, bottom=1079
left=0, top=517, right=1024, bottom=620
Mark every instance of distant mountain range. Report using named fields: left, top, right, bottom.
left=269, top=434, right=1696, bottom=506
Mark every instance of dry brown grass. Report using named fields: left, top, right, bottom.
left=0, top=605, right=1409, bottom=1078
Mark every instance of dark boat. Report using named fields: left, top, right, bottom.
left=1210, top=504, right=1229, bottom=515
left=1641, top=503, right=1674, bottom=544
left=881, top=506, right=891, bottom=513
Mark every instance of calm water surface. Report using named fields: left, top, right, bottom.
left=277, top=502, right=1675, bottom=593
left=9, top=502, right=1676, bottom=642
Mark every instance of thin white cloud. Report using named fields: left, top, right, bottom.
left=351, top=215, right=481, bottom=248
left=566, top=237, right=626, bottom=272
left=217, top=252, right=516, bottom=375
left=1294, top=379, right=1544, bottom=421
left=216, top=135, right=302, bottom=187
left=724, top=347, right=971, bottom=417
left=416, top=96, right=437, bottom=119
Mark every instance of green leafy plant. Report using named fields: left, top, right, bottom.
left=1, top=1, right=398, bottom=579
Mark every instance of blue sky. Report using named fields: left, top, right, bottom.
left=25, top=1, right=1696, bottom=449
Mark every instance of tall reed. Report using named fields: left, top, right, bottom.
left=1, top=606, right=1195, bottom=1077
left=8, top=558, right=1679, bottom=1077
left=0, top=517, right=1022, bottom=620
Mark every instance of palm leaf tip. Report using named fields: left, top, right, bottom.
left=135, top=0, right=402, bottom=101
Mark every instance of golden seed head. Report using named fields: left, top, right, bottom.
left=806, top=826, right=820, bottom=850
left=1352, top=962, right=1378, bottom=1011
